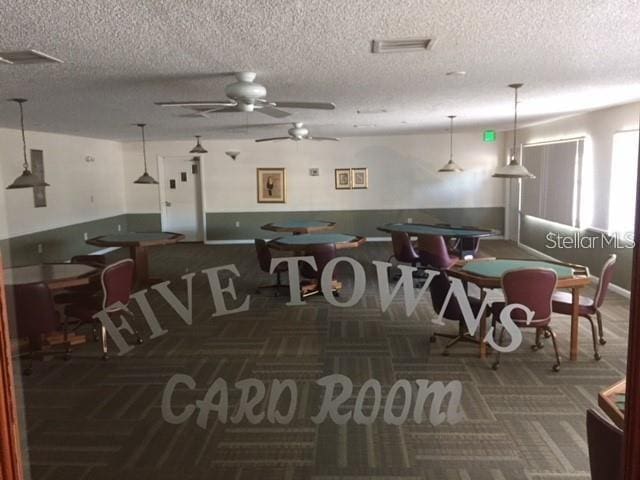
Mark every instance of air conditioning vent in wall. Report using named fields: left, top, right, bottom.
left=371, top=38, right=435, bottom=54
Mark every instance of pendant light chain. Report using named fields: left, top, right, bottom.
left=140, top=124, right=148, bottom=172
left=19, top=101, right=28, bottom=171
left=512, top=85, right=519, bottom=161
left=449, top=115, right=454, bottom=161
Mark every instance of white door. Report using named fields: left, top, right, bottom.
left=159, top=156, right=204, bottom=241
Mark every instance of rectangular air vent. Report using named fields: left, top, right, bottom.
left=0, top=49, right=63, bottom=65
left=371, top=38, right=434, bottom=54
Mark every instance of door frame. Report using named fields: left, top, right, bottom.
left=157, top=154, right=206, bottom=242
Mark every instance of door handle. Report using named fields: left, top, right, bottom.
left=165, top=201, right=172, bottom=207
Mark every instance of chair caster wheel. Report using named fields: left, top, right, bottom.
left=599, top=338, right=607, bottom=345
left=491, top=363, right=499, bottom=371
left=543, top=331, right=551, bottom=338
left=429, top=335, right=437, bottom=343
left=136, top=337, right=144, bottom=345
left=594, top=353, right=602, bottom=361
left=441, top=349, right=450, bottom=356
left=531, top=344, right=543, bottom=351
left=333, top=291, right=340, bottom=297
left=102, top=354, right=109, bottom=361
left=552, top=364, right=560, bottom=372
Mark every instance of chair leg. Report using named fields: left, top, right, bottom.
left=124, top=309, right=144, bottom=345
left=532, top=327, right=544, bottom=351
left=584, top=315, right=601, bottom=361
left=100, top=323, right=109, bottom=360
left=545, top=326, right=561, bottom=372
left=595, top=310, right=606, bottom=345
left=491, top=325, right=506, bottom=370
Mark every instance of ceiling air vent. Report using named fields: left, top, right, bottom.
left=371, top=37, right=434, bottom=54
left=0, top=49, right=63, bottom=65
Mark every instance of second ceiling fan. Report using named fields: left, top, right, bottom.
left=156, top=72, right=335, bottom=118
left=255, top=123, right=339, bottom=142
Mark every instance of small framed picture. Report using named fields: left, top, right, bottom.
left=335, top=168, right=351, bottom=189
left=351, top=167, right=368, bottom=189
left=257, top=168, right=286, bottom=203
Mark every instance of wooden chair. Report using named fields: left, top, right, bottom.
left=586, top=408, right=623, bottom=480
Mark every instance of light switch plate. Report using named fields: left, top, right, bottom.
left=309, top=168, right=319, bottom=176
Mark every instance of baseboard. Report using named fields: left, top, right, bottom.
left=205, top=235, right=505, bottom=245
left=518, top=242, right=630, bottom=299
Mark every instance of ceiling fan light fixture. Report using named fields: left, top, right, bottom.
left=133, top=123, right=158, bottom=185
left=6, top=98, right=50, bottom=190
left=438, top=115, right=463, bottom=173
left=493, top=83, right=535, bottom=180
left=190, top=135, right=208, bottom=154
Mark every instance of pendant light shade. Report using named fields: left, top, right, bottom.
left=6, top=98, right=50, bottom=189
left=438, top=115, right=464, bottom=172
left=190, top=135, right=208, bottom=154
left=493, top=84, right=535, bottom=179
left=133, top=123, right=159, bottom=184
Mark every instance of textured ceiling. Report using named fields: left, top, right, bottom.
left=1, top=0, right=640, bottom=141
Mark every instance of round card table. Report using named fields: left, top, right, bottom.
left=86, top=232, right=185, bottom=287
left=268, top=233, right=366, bottom=251
left=448, top=258, right=591, bottom=361
left=4, top=263, right=100, bottom=290
left=378, top=223, right=496, bottom=257
left=261, top=220, right=336, bottom=235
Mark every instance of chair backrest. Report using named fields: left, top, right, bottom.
left=593, top=254, right=616, bottom=308
left=429, top=272, right=465, bottom=321
left=101, top=259, right=135, bottom=311
left=391, top=231, right=418, bottom=263
left=254, top=239, right=273, bottom=273
left=417, top=234, right=454, bottom=269
left=586, top=408, right=623, bottom=480
left=6, top=282, right=58, bottom=338
left=501, top=268, right=557, bottom=322
left=300, top=243, right=337, bottom=280
left=71, top=254, right=107, bottom=268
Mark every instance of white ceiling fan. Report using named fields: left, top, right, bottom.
left=255, top=122, right=339, bottom=142
left=156, top=72, right=335, bottom=118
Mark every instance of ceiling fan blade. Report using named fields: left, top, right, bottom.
left=255, top=137, right=291, bottom=143
left=155, top=100, right=237, bottom=108
left=257, top=105, right=291, bottom=118
left=271, top=101, right=336, bottom=110
left=308, top=136, right=340, bottom=141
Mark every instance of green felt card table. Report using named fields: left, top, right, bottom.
left=268, top=233, right=366, bottom=251
left=4, top=263, right=100, bottom=290
left=378, top=223, right=496, bottom=257
left=448, top=258, right=591, bottom=361
left=87, top=232, right=185, bottom=287
left=261, top=220, right=336, bottom=235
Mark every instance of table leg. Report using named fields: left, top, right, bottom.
left=479, top=288, right=487, bottom=359
left=570, top=287, right=580, bottom=361
left=130, top=246, right=151, bottom=287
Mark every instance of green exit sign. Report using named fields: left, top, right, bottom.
left=483, top=130, right=496, bottom=142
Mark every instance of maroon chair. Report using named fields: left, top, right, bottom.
left=6, top=282, right=62, bottom=374
left=435, top=223, right=461, bottom=254
left=417, top=234, right=459, bottom=270
left=552, top=254, right=616, bottom=353
left=429, top=272, right=486, bottom=355
left=53, top=254, right=107, bottom=305
left=254, top=239, right=288, bottom=295
left=586, top=409, right=623, bottom=480
left=300, top=243, right=338, bottom=297
left=491, top=268, right=560, bottom=371
left=459, top=226, right=481, bottom=258
left=388, top=231, right=420, bottom=267
left=64, top=259, right=141, bottom=359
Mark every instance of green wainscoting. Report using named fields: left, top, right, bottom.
left=520, top=215, right=632, bottom=290
left=205, top=207, right=505, bottom=242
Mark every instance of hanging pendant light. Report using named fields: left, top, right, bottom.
left=6, top=98, right=50, bottom=189
left=190, top=135, right=208, bottom=154
left=133, top=123, right=159, bottom=184
left=438, top=115, right=464, bottom=172
left=493, top=83, right=535, bottom=179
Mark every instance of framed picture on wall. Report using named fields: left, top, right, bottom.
left=257, top=168, right=286, bottom=203
left=351, top=167, right=368, bottom=189
left=335, top=168, right=351, bottom=189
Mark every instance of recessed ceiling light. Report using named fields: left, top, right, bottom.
left=446, top=71, right=467, bottom=76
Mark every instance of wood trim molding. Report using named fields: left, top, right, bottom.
left=0, top=255, right=24, bottom=479
left=623, top=116, right=640, bottom=480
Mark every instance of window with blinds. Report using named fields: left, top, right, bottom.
left=520, top=138, right=584, bottom=227
left=608, top=130, right=639, bottom=234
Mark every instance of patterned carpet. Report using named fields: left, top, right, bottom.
left=14, top=241, right=629, bottom=480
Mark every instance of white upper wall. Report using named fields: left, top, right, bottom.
left=0, top=128, right=126, bottom=239
left=123, top=131, right=505, bottom=214
left=505, top=101, right=640, bottom=234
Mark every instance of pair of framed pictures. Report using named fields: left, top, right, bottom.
left=335, top=168, right=368, bottom=190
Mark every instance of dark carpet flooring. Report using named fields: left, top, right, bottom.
left=14, top=241, right=629, bottom=480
